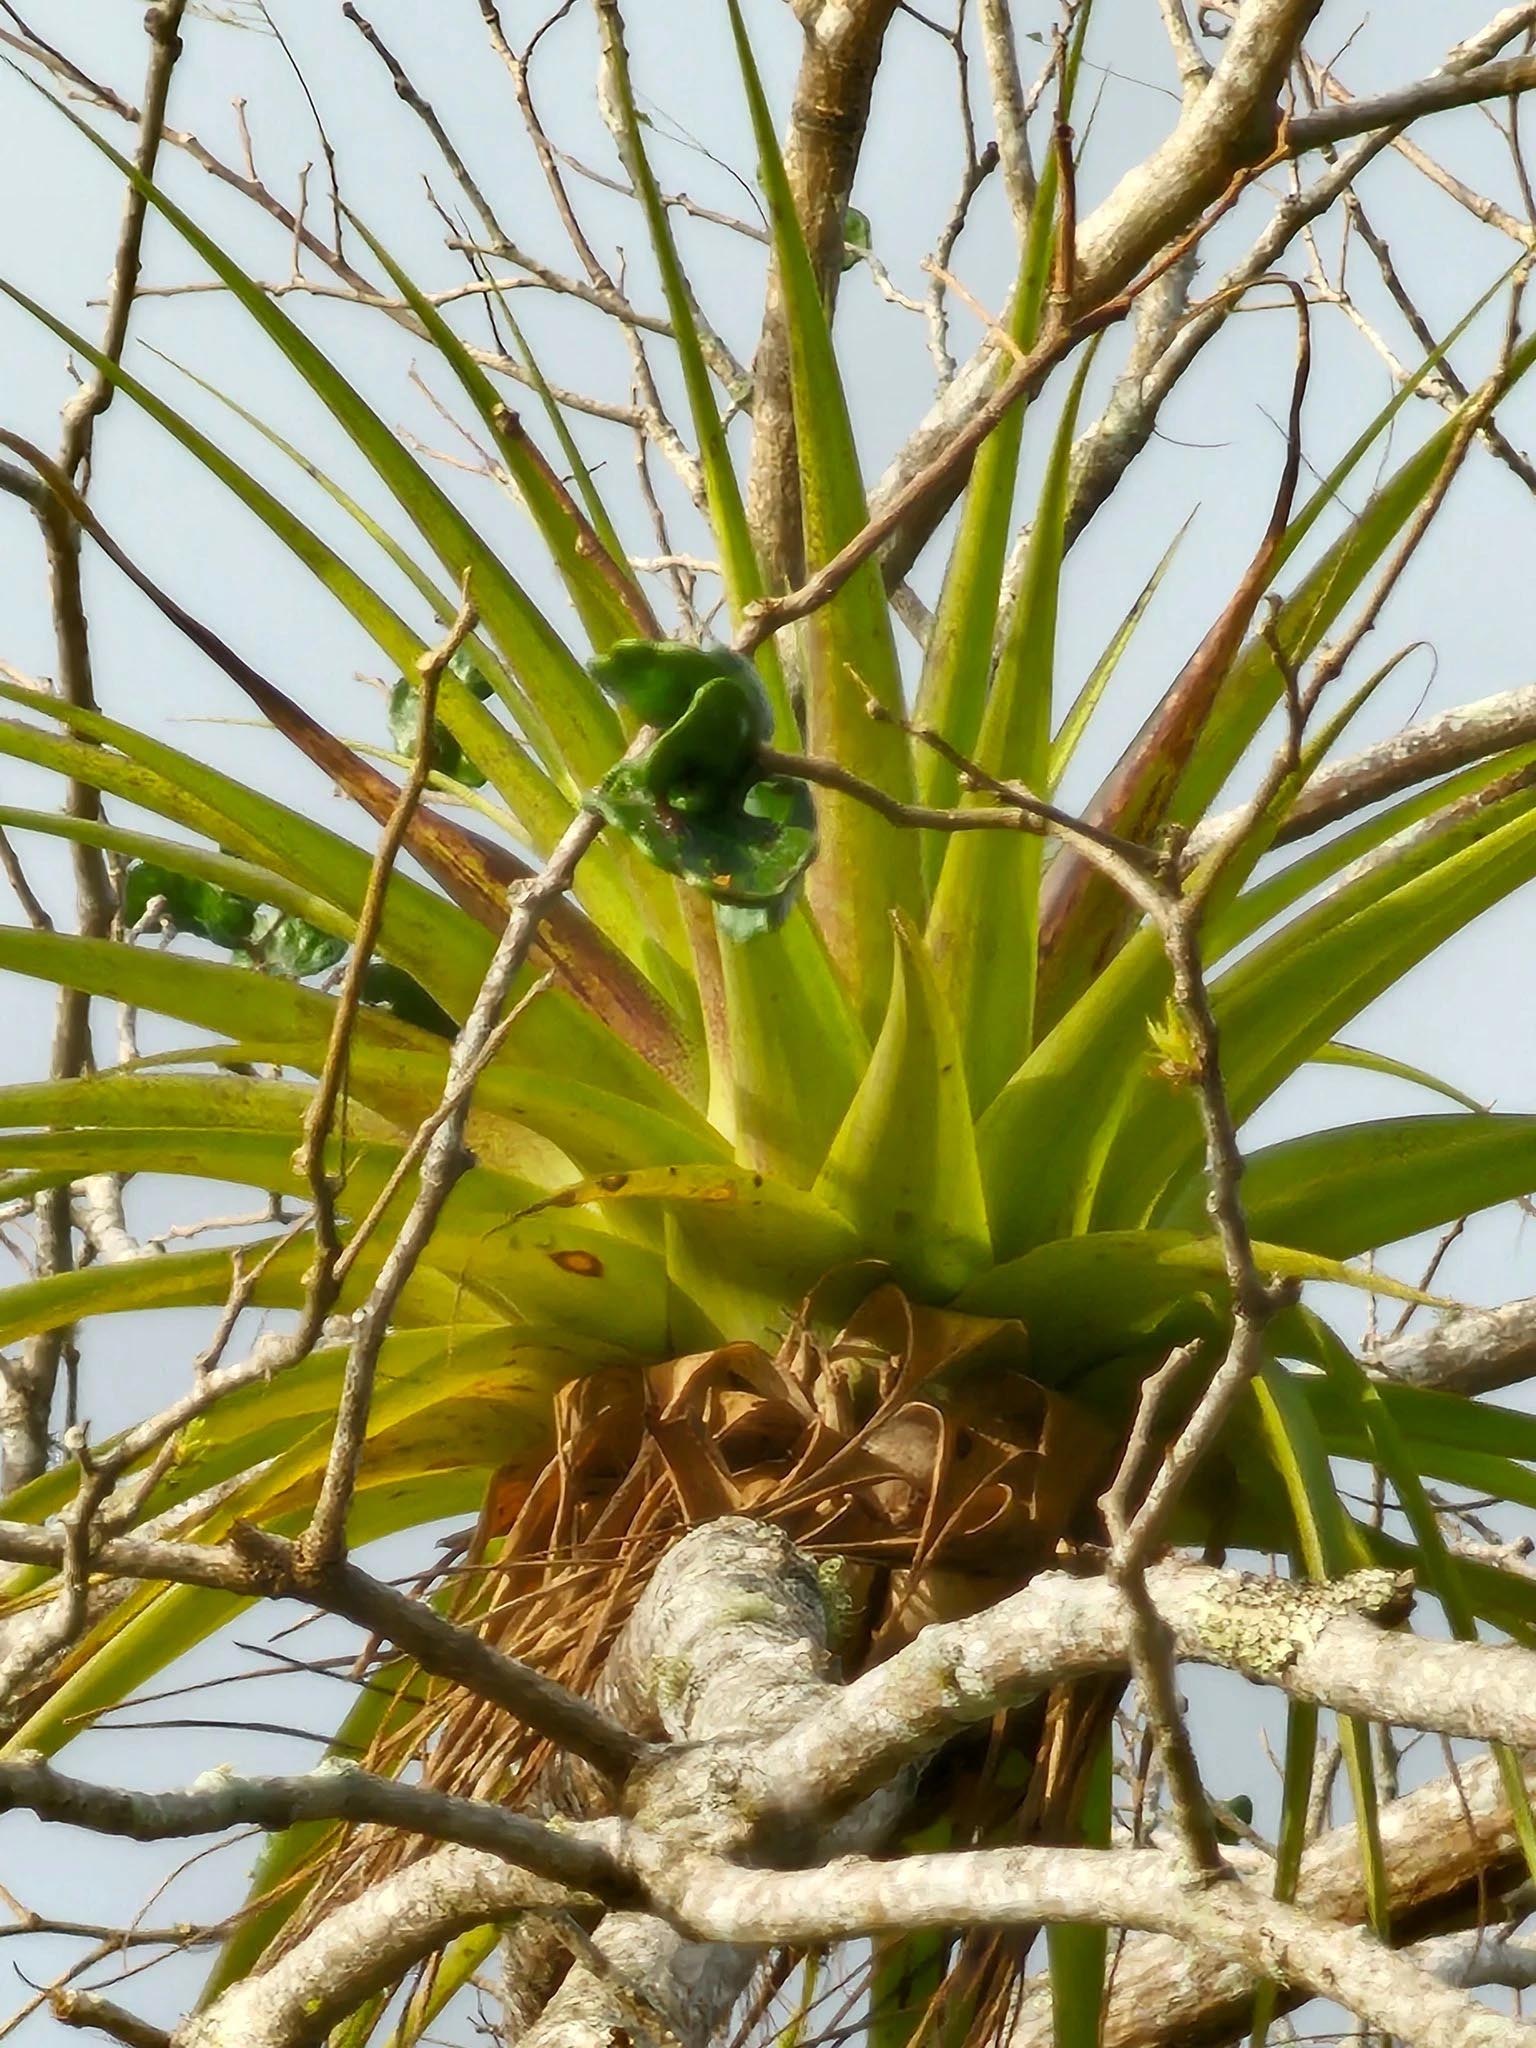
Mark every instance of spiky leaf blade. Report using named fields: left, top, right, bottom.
left=812, top=916, right=990, bottom=1298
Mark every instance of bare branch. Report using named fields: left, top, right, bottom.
left=1189, top=683, right=1536, bottom=855
left=290, top=590, right=477, bottom=1355
left=177, top=1840, right=567, bottom=2048
left=644, top=1845, right=1536, bottom=2048
left=1158, top=0, right=1213, bottom=98
left=0, top=1752, right=622, bottom=1892
left=1374, top=1295, right=1536, bottom=1394
left=295, top=793, right=610, bottom=1570
left=1010, top=1749, right=1536, bottom=2048
left=977, top=0, right=1035, bottom=228
left=1288, top=52, right=1536, bottom=150
left=1, top=0, right=189, bottom=1498
left=754, top=1563, right=1414, bottom=1829
left=0, top=1515, right=647, bottom=1778
left=50, top=1990, right=171, bottom=2048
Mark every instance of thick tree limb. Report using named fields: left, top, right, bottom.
left=1374, top=1297, right=1536, bottom=1394
left=154, top=1529, right=1536, bottom=2048
left=174, top=1841, right=573, bottom=2048
left=755, top=1563, right=1418, bottom=1830
left=1008, top=1750, right=1536, bottom=2048
left=520, top=1518, right=838, bottom=2048
left=1069, top=0, right=1316, bottom=307
left=869, top=3, right=1536, bottom=584
left=642, top=1844, right=1536, bottom=2048
left=166, top=1787, right=1536, bottom=2048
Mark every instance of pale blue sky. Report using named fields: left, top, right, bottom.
left=1, top=2, right=1535, bottom=2035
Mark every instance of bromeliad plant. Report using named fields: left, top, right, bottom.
left=7, top=4, right=1536, bottom=2042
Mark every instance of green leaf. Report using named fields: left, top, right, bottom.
left=497, top=304, right=629, bottom=572
left=1047, top=1733, right=1111, bottom=2048
left=519, top=1163, right=860, bottom=1347
left=595, top=3, right=794, bottom=744
left=1303, top=1316, right=1536, bottom=1891
left=0, top=1127, right=417, bottom=1211
left=134, top=1327, right=586, bottom=1527
left=11, top=94, right=627, bottom=788
left=588, top=648, right=816, bottom=915
left=725, top=0, right=923, bottom=1022
left=1171, top=275, right=1536, bottom=830
left=590, top=639, right=737, bottom=728
left=1, top=1200, right=620, bottom=1341
left=138, top=340, right=689, bottom=984
left=0, top=1462, right=524, bottom=1763
left=387, top=650, right=490, bottom=791
left=1160, top=1114, right=1536, bottom=1256
left=2, top=816, right=355, bottom=980
left=0, top=918, right=711, bottom=1178
left=1296, top=1375, right=1536, bottom=1496
left=975, top=650, right=1411, bottom=1256
left=812, top=916, right=991, bottom=1298
left=1248, top=1696, right=1319, bottom=2048
left=122, top=860, right=257, bottom=950
left=383, top=1926, right=502, bottom=2047
left=0, top=682, right=703, bottom=1109
left=1097, top=766, right=1536, bottom=1227
left=593, top=759, right=817, bottom=914
left=958, top=1230, right=1440, bottom=1383
left=360, top=960, right=456, bottom=1038
left=0, top=280, right=579, bottom=850
left=839, top=206, right=872, bottom=272
left=1360, top=1521, right=1536, bottom=1640
left=912, top=35, right=1067, bottom=830
left=602, top=5, right=875, bottom=1171
left=1306, top=1040, right=1485, bottom=1115
left=0, top=923, right=409, bottom=1059
left=1048, top=517, right=1191, bottom=792
left=926, top=344, right=1096, bottom=1106
left=868, top=1813, right=959, bottom=2048
left=716, top=906, right=866, bottom=1185
left=1032, top=288, right=1535, bottom=1034
left=0, top=680, right=492, bottom=1017
left=1211, top=741, right=1536, bottom=958
left=0, top=1069, right=364, bottom=1139
left=341, top=208, right=654, bottom=653
left=1250, top=1365, right=1388, bottom=1936
left=0, top=1240, right=313, bottom=1354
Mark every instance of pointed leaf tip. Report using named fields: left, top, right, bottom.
left=813, top=914, right=991, bottom=1298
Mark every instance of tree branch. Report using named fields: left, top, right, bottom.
left=1, top=0, right=188, bottom=1499
left=741, top=0, right=902, bottom=588
left=1374, top=1295, right=1536, bottom=1394
left=0, top=1752, right=623, bottom=1893
left=1009, top=1749, right=1536, bottom=2048
left=643, top=1842, right=1536, bottom=2048
left=1193, top=683, right=1536, bottom=853
left=1288, top=52, right=1536, bottom=150
left=0, top=1519, right=648, bottom=1780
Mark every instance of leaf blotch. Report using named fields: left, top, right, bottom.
left=550, top=1248, right=604, bottom=1277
